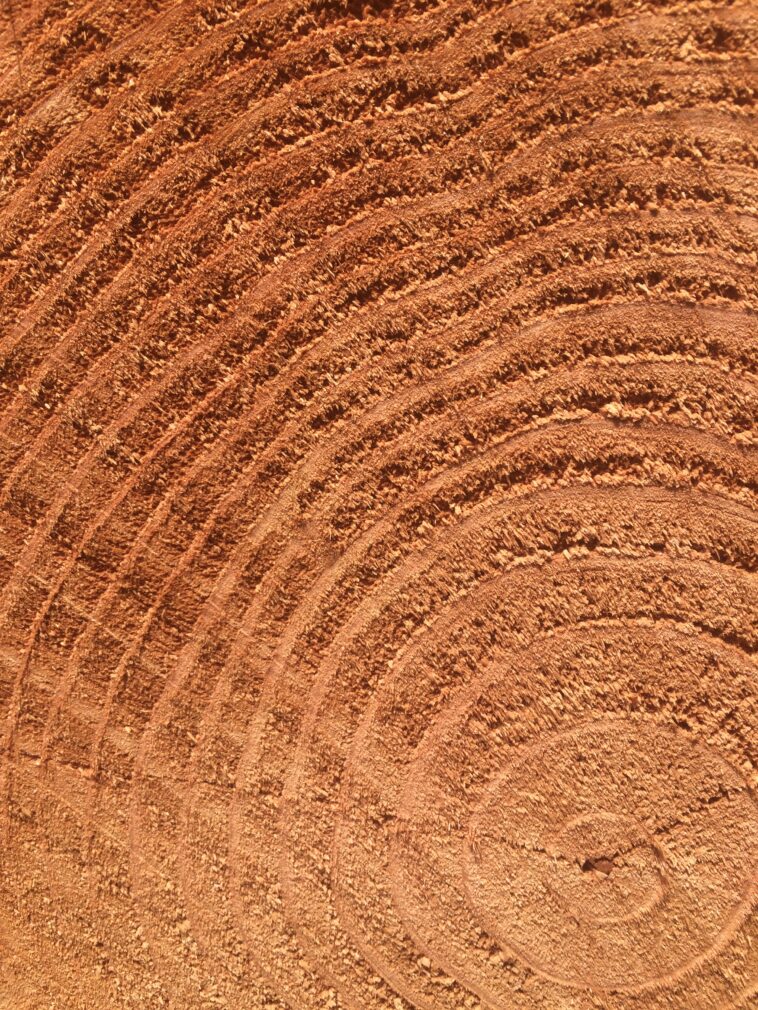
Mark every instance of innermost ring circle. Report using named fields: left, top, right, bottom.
left=461, top=718, right=758, bottom=991
left=545, top=811, right=667, bottom=924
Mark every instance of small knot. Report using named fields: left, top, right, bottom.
left=581, top=856, right=614, bottom=875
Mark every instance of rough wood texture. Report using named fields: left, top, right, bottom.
left=0, top=2, right=756, bottom=1008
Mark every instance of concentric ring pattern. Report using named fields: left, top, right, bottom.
left=0, top=1, right=756, bottom=1008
